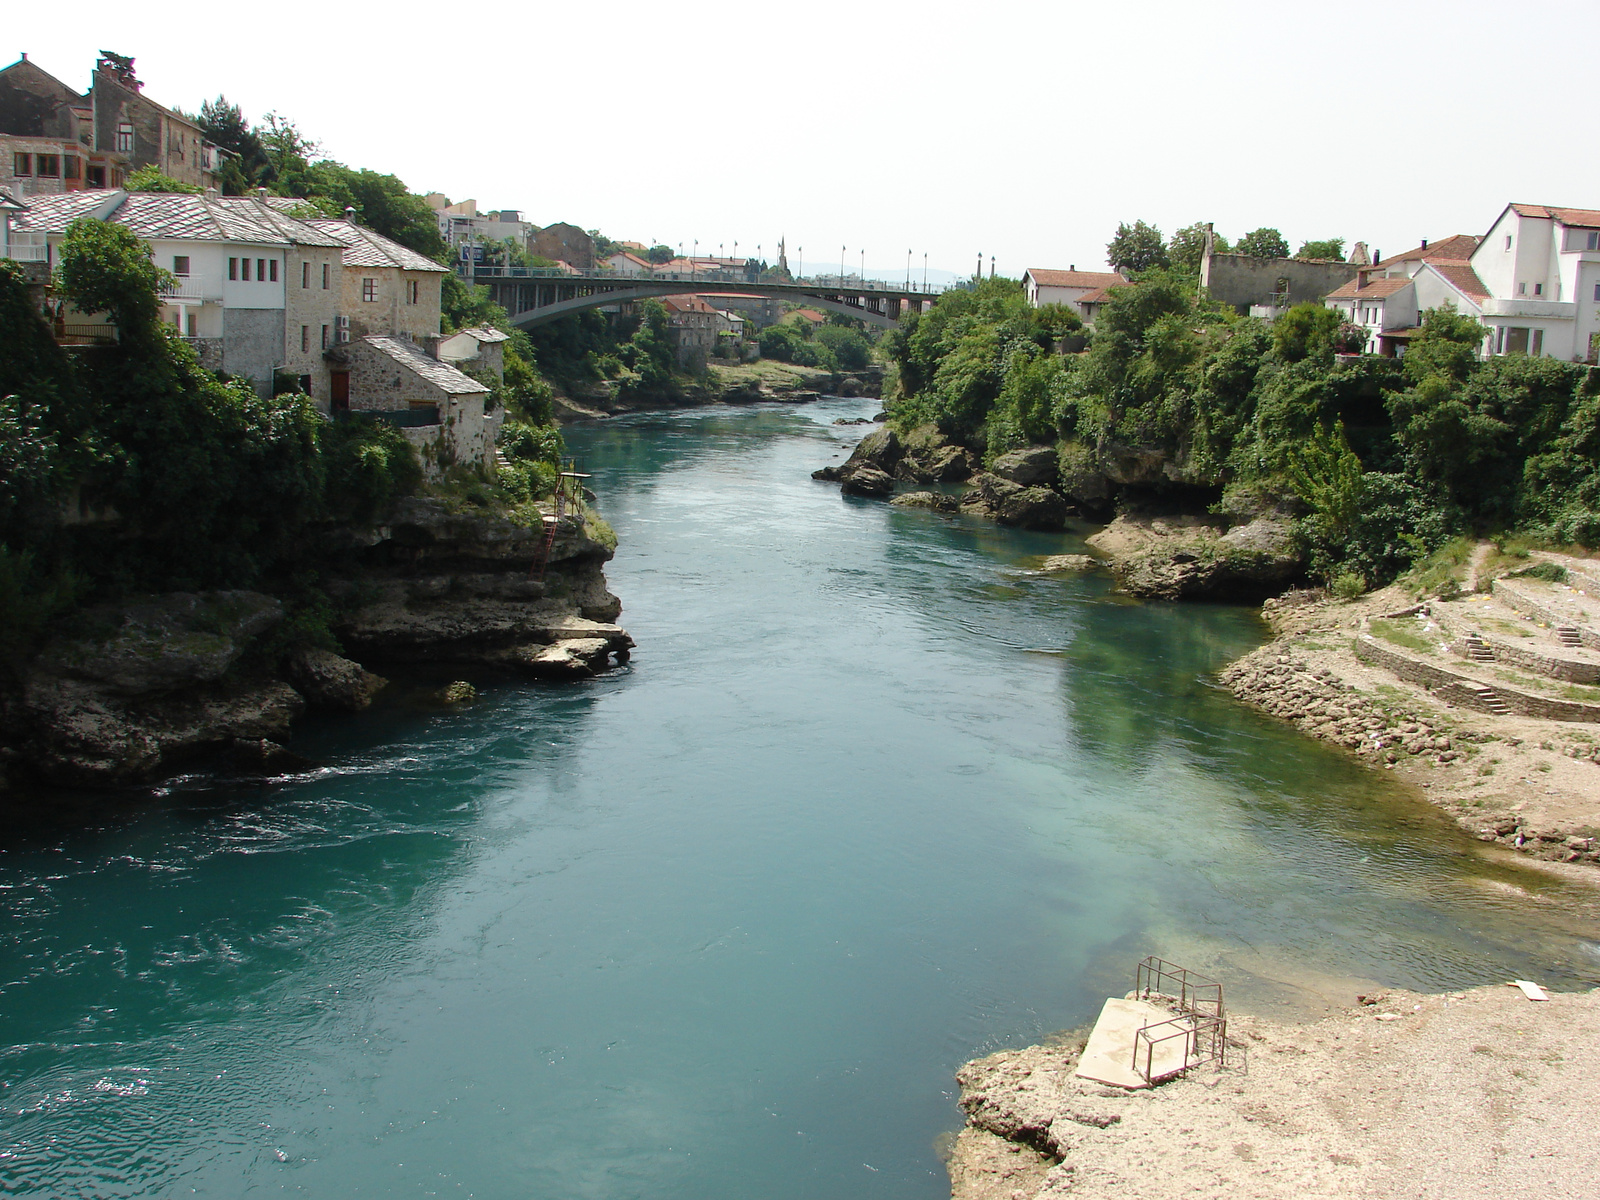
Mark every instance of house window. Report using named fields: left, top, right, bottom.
left=242, top=258, right=252, bottom=281
left=1506, top=327, right=1530, bottom=354
left=86, top=164, right=105, bottom=188
left=301, top=325, right=309, bottom=352
left=1534, top=283, right=1543, bottom=296
left=302, top=261, right=310, bottom=288
left=268, top=259, right=278, bottom=283
left=64, top=155, right=79, bottom=179
left=257, top=258, right=267, bottom=281
left=362, top=277, right=378, bottom=302
left=173, top=255, right=190, bottom=276
left=229, top=257, right=238, bottom=280
left=185, top=312, right=196, bottom=337
left=1593, top=283, right=1600, bottom=302
left=405, top=279, right=418, bottom=305
left=321, top=324, right=330, bottom=350
left=1518, top=282, right=1527, bottom=295
left=116, top=123, right=134, bottom=153
left=12, top=153, right=30, bottom=176
left=36, top=154, right=59, bottom=177
left=1532, top=329, right=1544, bottom=356
left=1496, top=327, right=1505, bottom=354
left=1505, top=235, right=1513, bottom=250
left=322, top=263, right=330, bottom=289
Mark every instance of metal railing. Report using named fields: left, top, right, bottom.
left=160, top=279, right=216, bottom=302
left=335, top=406, right=440, bottom=428
left=3, top=233, right=49, bottom=262
left=1132, top=1012, right=1229, bottom=1084
left=1129, top=956, right=1228, bottom=1084
left=1135, top=956, right=1224, bottom=1019
left=56, top=323, right=117, bottom=344
left=458, top=263, right=950, bottom=295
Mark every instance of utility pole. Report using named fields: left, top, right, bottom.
left=905, top=248, right=911, bottom=288
left=840, top=244, right=846, bottom=286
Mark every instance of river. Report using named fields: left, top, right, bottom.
left=2, top=397, right=1597, bottom=1198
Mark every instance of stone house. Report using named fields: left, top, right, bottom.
left=0, top=52, right=220, bottom=198
left=436, top=326, right=509, bottom=381
left=530, top=222, right=595, bottom=270
left=658, top=294, right=717, bottom=369
left=348, top=334, right=497, bottom=475
left=603, top=250, right=652, bottom=275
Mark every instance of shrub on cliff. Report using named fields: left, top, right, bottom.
left=321, top=418, right=423, bottom=522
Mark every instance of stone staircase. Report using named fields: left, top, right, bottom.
left=1463, top=683, right=1510, bottom=715
left=1462, top=632, right=1496, bottom=662
left=1556, top=624, right=1583, bottom=648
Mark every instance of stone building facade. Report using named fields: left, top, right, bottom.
left=348, top=335, right=497, bottom=475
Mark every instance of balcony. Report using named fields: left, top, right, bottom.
left=1481, top=297, right=1575, bottom=320
left=3, top=233, right=48, bottom=262
left=160, top=278, right=218, bottom=302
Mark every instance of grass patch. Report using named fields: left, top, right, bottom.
left=1404, top=536, right=1475, bottom=599
left=1369, top=617, right=1440, bottom=654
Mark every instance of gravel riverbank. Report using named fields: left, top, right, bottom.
left=946, top=983, right=1600, bottom=1200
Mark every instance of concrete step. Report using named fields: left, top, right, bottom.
left=1466, top=684, right=1510, bottom=714
left=1556, top=626, right=1583, bottom=646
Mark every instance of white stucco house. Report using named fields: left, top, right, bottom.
left=1324, top=207, right=1600, bottom=362
left=1021, top=267, right=1129, bottom=316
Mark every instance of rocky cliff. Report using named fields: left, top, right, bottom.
left=0, top=497, right=631, bottom=790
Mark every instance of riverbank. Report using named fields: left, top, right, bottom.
left=1218, top=570, right=1600, bottom=871
left=549, top=361, right=883, bottom=422
left=0, top=496, right=630, bottom=791
left=947, top=981, right=1600, bottom=1200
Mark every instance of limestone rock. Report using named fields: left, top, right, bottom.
left=890, top=491, right=959, bottom=512
left=962, top=474, right=1069, bottom=530
left=841, top=467, right=895, bottom=497
left=287, top=648, right=388, bottom=711
left=990, top=446, right=1059, bottom=486
left=1038, top=554, right=1099, bottom=573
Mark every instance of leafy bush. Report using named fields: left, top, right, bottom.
left=320, top=417, right=422, bottom=521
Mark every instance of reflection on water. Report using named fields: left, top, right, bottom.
left=0, top=398, right=1596, bottom=1199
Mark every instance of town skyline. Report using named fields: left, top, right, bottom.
left=8, top=0, right=1594, bottom=280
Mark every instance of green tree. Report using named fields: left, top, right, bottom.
left=126, top=164, right=203, bottom=194
left=646, top=244, right=674, bottom=264
left=1295, top=238, right=1345, bottom=261
left=1272, top=303, right=1343, bottom=364
left=1106, top=220, right=1169, bottom=274
left=815, top=324, right=872, bottom=369
left=199, top=96, right=270, bottom=192
left=1400, top=304, right=1486, bottom=384
left=1235, top=228, right=1290, bottom=259
left=1168, top=222, right=1228, bottom=276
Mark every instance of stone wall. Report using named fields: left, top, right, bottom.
left=1200, top=251, right=1361, bottom=314
left=1492, top=579, right=1600, bottom=649
left=1356, top=635, right=1600, bottom=722
left=221, top=307, right=287, bottom=394
left=1449, top=631, right=1600, bottom=684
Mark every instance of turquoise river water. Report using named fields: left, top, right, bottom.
left=3, top=397, right=1599, bottom=1198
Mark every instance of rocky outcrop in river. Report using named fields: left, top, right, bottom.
left=0, top=498, right=631, bottom=790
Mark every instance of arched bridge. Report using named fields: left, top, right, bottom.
left=461, top=266, right=944, bottom=330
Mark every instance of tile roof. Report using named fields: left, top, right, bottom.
left=1510, top=204, right=1600, bottom=229
left=1325, top=275, right=1414, bottom=300
left=1423, top=260, right=1490, bottom=301
left=362, top=336, right=489, bottom=395
left=1075, top=285, right=1126, bottom=304
left=456, top=325, right=509, bottom=343
left=659, top=294, right=717, bottom=314
left=11, top=190, right=348, bottom=248
left=1025, top=268, right=1128, bottom=289
left=214, top=197, right=347, bottom=247
left=303, top=218, right=447, bottom=272
left=1375, top=234, right=1481, bottom=267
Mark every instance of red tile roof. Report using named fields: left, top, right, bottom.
left=1025, top=268, right=1128, bottom=289
left=658, top=294, right=717, bottom=314
left=1325, top=275, right=1414, bottom=300
left=1375, top=234, right=1481, bottom=267
left=789, top=308, right=827, bottom=323
left=1424, top=260, right=1491, bottom=300
left=1075, top=285, right=1125, bottom=304
left=1510, top=204, right=1600, bottom=228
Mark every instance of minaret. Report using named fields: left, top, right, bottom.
left=777, top=236, right=788, bottom=275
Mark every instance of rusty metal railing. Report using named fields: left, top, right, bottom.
left=1131, top=1012, right=1229, bottom=1084
left=1135, top=956, right=1224, bottom=1020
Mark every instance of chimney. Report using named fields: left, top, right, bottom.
left=421, top=333, right=444, bottom=360
left=1372, top=249, right=1380, bottom=265
left=1420, top=238, right=1428, bottom=250
left=1070, top=264, right=1075, bottom=272
left=204, top=186, right=220, bottom=201
left=344, top=205, right=357, bottom=223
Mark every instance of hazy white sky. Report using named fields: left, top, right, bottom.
left=10, top=1, right=1594, bottom=279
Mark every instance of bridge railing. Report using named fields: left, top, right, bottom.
left=458, top=263, right=951, bottom=295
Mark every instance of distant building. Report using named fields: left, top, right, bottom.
left=530, top=222, right=594, bottom=270
left=0, top=52, right=221, bottom=197
left=437, top=325, right=510, bottom=381
left=603, top=250, right=652, bottom=276
left=1021, top=267, right=1129, bottom=315
left=706, top=292, right=782, bottom=327
left=658, top=294, right=717, bottom=369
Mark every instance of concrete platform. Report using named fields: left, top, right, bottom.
left=1073, top=997, right=1194, bottom=1089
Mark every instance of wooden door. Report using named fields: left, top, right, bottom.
left=331, top=371, right=350, bottom=411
